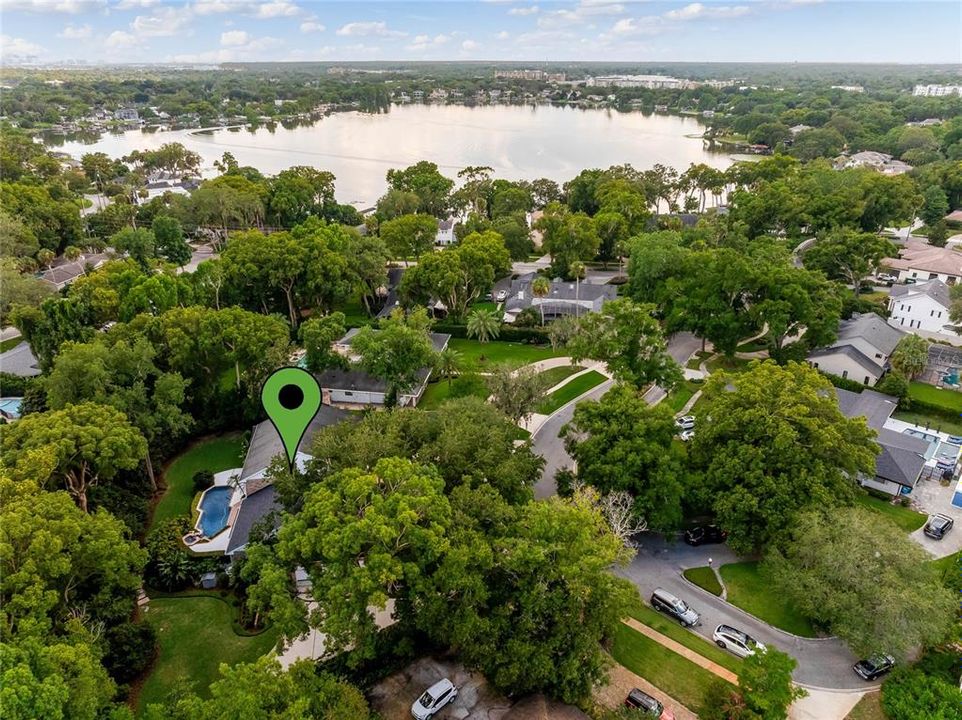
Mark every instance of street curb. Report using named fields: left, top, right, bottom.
left=795, top=682, right=881, bottom=693
left=677, top=573, right=840, bottom=643
left=529, top=376, right=614, bottom=441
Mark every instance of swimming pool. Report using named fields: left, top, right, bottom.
left=197, top=486, right=232, bottom=537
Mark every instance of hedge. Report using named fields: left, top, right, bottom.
left=431, top=322, right=552, bottom=344
left=820, top=371, right=866, bottom=394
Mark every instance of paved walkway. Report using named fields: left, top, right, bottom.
left=519, top=357, right=611, bottom=437
left=621, top=617, right=739, bottom=684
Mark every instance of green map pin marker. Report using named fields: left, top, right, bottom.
left=261, top=367, right=322, bottom=472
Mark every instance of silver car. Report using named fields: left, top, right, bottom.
left=712, top=624, right=766, bottom=658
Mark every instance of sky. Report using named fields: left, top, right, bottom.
left=0, top=0, right=960, bottom=65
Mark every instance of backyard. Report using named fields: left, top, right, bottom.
left=447, top=338, right=565, bottom=369
left=855, top=494, right=927, bottom=533
left=153, top=434, right=246, bottom=527
left=908, top=381, right=962, bottom=413
left=137, top=594, right=280, bottom=712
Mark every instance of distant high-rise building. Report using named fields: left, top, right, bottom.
left=913, top=84, right=962, bottom=97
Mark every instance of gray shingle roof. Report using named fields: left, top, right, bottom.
left=809, top=344, right=885, bottom=377
left=835, top=387, right=898, bottom=430
left=875, top=429, right=928, bottom=486
left=504, top=273, right=617, bottom=314
left=240, top=405, right=350, bottom=481
left=836, top=312, right=906, bottom=356
left=889, top=279, right=951, bottom=309
left=226, top=485, right=280, bottom=555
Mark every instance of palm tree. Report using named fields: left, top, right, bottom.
left=63, top=246, right=82, bottom=262
left=569, top=260, right=586, bottom=317
left=532, top=276, right=551, bottom=326
left=36, top=248, right=55, bottom=270
left=435, top=347, right=462, bottom=386
left=466, top=308, right=501, bottom=344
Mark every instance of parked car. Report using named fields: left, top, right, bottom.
left=675, top=415, right=695, bottom=430
left=625, top=688, right=674, bottom=719
left=924, top=514, right=954, bottom=540
left=496, top=289, right=507, bottom=301
left=853, top=654, right=895, bottom=681
left=903, top=278, right=917, bottom=285
left=712, top=624, right=766, bottom=658
left=679, top=429, right=695, bottom=442
left=411, top=678, right=458, bottom=720
left=684, top=525, right=727, bottom=546
left=650, top=588, right=700, bottom=627
left=876, top=273, right=897, bottom=285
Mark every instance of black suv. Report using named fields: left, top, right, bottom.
left=684, top=525, right=727, bottom=546
left=853, top=654, right=895, bottom=681
left=924, top=514, right=954, bottom=540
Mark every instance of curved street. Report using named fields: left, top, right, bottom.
left=528, top=331, right=870, bottom=692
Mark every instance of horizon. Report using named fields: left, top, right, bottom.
left=2, top=1, right=961, bottom=66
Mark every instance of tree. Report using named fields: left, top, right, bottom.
left=144, top=657, right=372, bottom=720
left=570, top=260, right=587, bottom=316
left=380, top=213, right=438, bottom=264
left=0, top=257, right=53, bottom=325
left=704, top=649, right=805, bottom=720
left=1, top=402, right=147, bottom=512
left=351, top=308, right=437, bottom=407
left=385, top=161, right=454, bottom=217
left=111, top=227, right=155, bottom=271
left=566, top=298, right=681, bottom=391
left=766, top=506, right=955, bottom=659
left=267, top=166, right=337, bottom=226
left=376, top=187, right=421, bottom=220
left=347, top=234, right=390, bottom=315
left=790, top=127, right=845, bottom=161
left=532, top=275, right=551, bottom=326
left=881, top=668, right=961, bottom=720
left=434, top=346, right=462, bottom=386
left=921, top=185, right=950, bottom=228
left=536, top=204, right=600, bottom=278
left=486, top=364, right=547, bottom=423
left=803, top=230, right=897, bottom=296
left=151, top=215, right=191, bottom=267
left=928, top=221, right=950, bottom=247
left=691, top=362, right=879, bottom=553
left=889, top=334, right=929, bottom=379
left=299, top=313, right=347, bottom=373
left=0, top=209, right=39, bottom=257
left=562, top=384, right=684, bottom=530
left=466, top=307, right=501, bottom=343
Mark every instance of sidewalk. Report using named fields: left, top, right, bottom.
left=621, top=617, right=739, bottom=685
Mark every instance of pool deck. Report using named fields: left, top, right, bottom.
left=187, top=468, right=241, bottom=554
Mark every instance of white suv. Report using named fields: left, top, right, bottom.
left=713, top=624, right=766, bottom=658
left=411, top=678, right=458, bottom=719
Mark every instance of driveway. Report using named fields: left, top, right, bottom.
left=907, top=475, right=962, bottom=557
left=617, top=536, right=868, bottom=691
left=531, top=332, right=701, bottom=498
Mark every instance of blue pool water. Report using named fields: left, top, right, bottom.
left=198, top=486, right=231, bottom=537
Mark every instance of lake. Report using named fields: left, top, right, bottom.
left=50, top=104, right=734, bottom=207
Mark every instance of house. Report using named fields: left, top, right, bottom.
left=835, top=387, right=930, bottom=497
left=436, top=218, right=456, bottom=245
left=317, top=328, right=450, bottom=408
left=836, top=151, right=912, bottom=175
left=139, top=171, right=198, bottom=204
left=502, top=272, right=617, bottom=324
left=114, top=107, right=139, bottom=121
left=888, top=280, right=958, bottom=339
left=38, top=253, right=110, bottom=290
left=884, top=238, right=962, bottom=285
left=808, top=312, right=906, bottom=386
left=789, top=124, right=812, bottom=136
left=186, top=405, right=350, bottom=557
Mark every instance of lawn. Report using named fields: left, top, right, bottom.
left=0, top=336, right=23, bottom=353
left=448, top=338, right=564, bottom=369
left=611, top=623, right=733, bottom=712
left=154, top=435, right=246, bottom=528
left=665, top=380, right=703, bottom=413
left=892, top=410, right=962, bottom=436
left=683, top=566, right=723, bottom=597
left=685, top=350, right=712, bottom=371
left=538, top=364, right=584, bottom=389
left=627, top=602, right=742, bottom=673
left=735, top=339, right=767, bottom=353
left=535, top=370, right=607, bottom=414
left=908, top=381, right=962, bottom=413
left=930, top=550, right=961, bottom=584
left=705, top=355, right=752, bottom=375
left=844, top=692, right=886, bottom=720
left=468, top=301, right=499, bottom=313
left=137, top=595, right=280, bottom=712
left=855, top=494, right=927, bottom=533
left=718, top=562, right=818, bottom=638
left=338, top=293, right=377, bottom=328
left=419, top=379, right=487, bottom=409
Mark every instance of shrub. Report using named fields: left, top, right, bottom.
left=820, top=371, right=866, bottom=393
left=881, top=667, right=961, bottom=720
left=145, top=517, right=204, bottom=591
left=876, top=372, right=909, bottom=406
left=103, top=622, right=157, bottom=684
left=192, top=469, right=215, bottom=493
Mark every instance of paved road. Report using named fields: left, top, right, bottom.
left=528, top=330, right=870, bottom=691
left=0, top=341, right=41, bottom=377
left=617, top=536, right=869, bottom=691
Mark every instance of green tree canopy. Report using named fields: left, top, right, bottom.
left=351, top=308, right=437, bottom=406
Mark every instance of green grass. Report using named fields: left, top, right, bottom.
left=735, top=339, right=767, bottom=353
left=683, top=566, right=724, bottom=597
left=154, top=435, right=245, bottom=528
left=137, top=595, right=279, bottom=712
left=537, top=364, right=584, bottom=389
left=469, top=301, right=498, bottom=313
left=844, top=692, right=887, bottom=720
left=611, top=623, right=733, bottom=711
left=685, top=350, right=712, bottom=370
left=719, top=562, right=818, bottom=638
left=448, top=338, right=564, bottom=370
left=0, top=336, right=24, bottom=353
left=855, top=494, right=927, bottom=533
left=419, top=379, right=488, bottom=409
left=892, top=410, right=962, bottom=436
left=930, top=551, right=961, bottom=584
left=665, top=380, right=703, bottom=413
left=338, top=293, right=377, bottom=328
left=535, top=370, right=607, bottom=414
left=627, top=602, right=741, bottom=673
left=908, top=381, right=962, bottom=413
left=705, top=355, right=752, bottom=375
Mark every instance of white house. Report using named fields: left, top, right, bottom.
left=885, top=239, right=962, bottom=285
left=435, top=218, right=456, bottom=246
left=888, top=280, right=959, bottom=339
left=808, top=312, right=906, bottom=386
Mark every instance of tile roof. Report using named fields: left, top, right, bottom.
left=885, top=239, right=962, bottom=278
